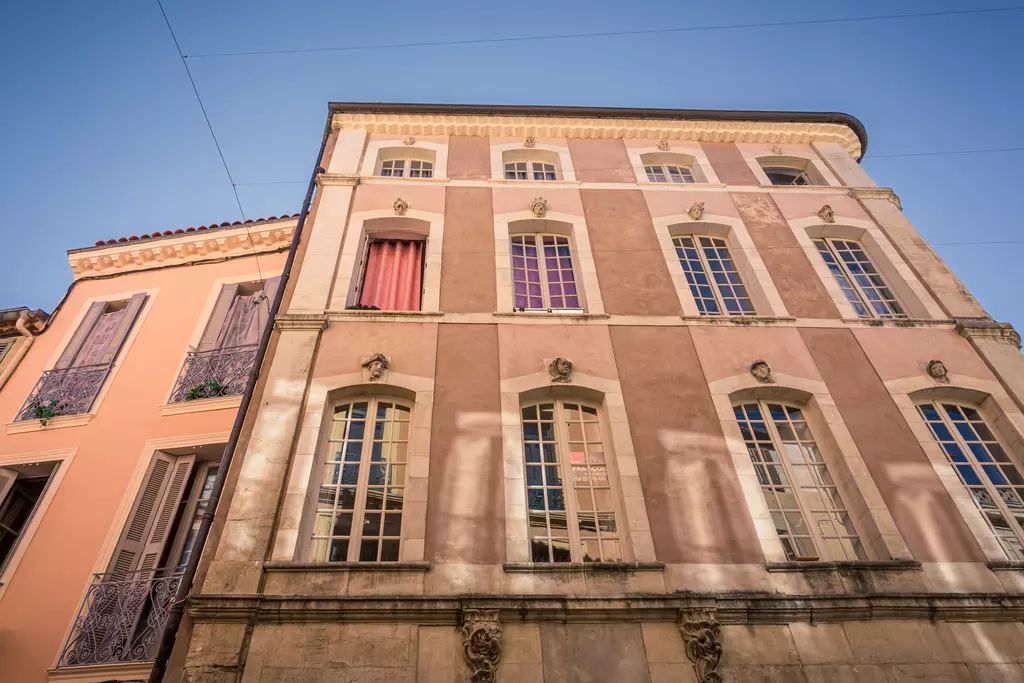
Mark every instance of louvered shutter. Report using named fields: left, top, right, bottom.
left=54, top=302, right=106, bottom=369
left=256, top=276, right=282, bottom=333
left=198, top=284, right=240, bottom=352
left=138, top=455, right=195, bottom=572
left=96, top=293, right=147, bottom=366
left=0, top=468, right=17, bottom=507
left=107, top=452, right=194, bottom=579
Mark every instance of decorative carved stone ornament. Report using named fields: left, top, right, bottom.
left=402, top=136, right=416, bottom=145
left=817, top=204, right=835, bottom=223
left=927, top=359, right=950, bottom=384
left=658, top=139, right=670, bottom=151
left=547, top=357, right=574, bottom=383
left=680, top=609, right=724, bottom=683
left=462, top=609, right=502, bottom=683
left=771, top=145, right=784, bottom=155
left=750, top=359, right=774, bottom=384
left=523, top=136, right=535, bottom=148
left=393, top=198, right=408, bottom=216
left=530, top=197, right=548, bottom=218
left=688, top=202, right=705, bottom=221
left=955, top=317, right=1022, bottom=349
left=361, top=353, right=390, bottom=382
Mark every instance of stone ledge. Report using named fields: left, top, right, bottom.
left=48, top=660, right=152, bottom=683
left=264, top=561, right=430, bottom=572
left=680, top=315, right=797, bottom=326
left=275, top=313, right=329, bottom=331
left=159, top=395, right=242, bottom=417
left=187, top=592, right=1024, bottom=625
left=327, top=310, right=444, bottom=322
left=955, top=317, right=1021, bottom=349
left=986, top=560, right=1024, bottom=571
left=765, top=560, right=921, bottom=573
left=6, top=413, right=93, bottom=434
left=492, top=312, right=611, bottom=321
left=503, top=562, right=665, bottom=573
left=841, top=317, right=956, bottom=329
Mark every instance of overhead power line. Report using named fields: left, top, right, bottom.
left=185, top=6, right=1024, bottom=59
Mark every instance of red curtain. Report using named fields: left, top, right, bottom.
left=359, top=239, right=424, bottom=311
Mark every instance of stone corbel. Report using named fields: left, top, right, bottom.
left=679, top=608, right=723, bottom=683
left=462, top=608, right=502, bottom=682
left=955, top=317, right=1022, bottom=349
left=849, top=187, right=902, bottom=211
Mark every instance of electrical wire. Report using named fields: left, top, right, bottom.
left=184, top=6, right=1024, bottom=59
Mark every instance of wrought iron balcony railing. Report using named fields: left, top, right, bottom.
left=55, top=567, right=183, bottom=668
left=168, top=343, right=258, bottom=403
left=14, top=363, right=112, bottom=422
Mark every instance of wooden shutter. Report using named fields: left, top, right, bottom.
left=108, top=452, right=194, bottom=578
left=256, top=276, right=282, bottom=333
left=54, top=301, right=106, bottom=369
left=95, top=293, right=147, bottom=366
left=198, top=284, right=240, bottom=352
left=0, top=468, right=17, bottom=507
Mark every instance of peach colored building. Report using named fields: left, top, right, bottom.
left=0, top=216, right=296, bottom=683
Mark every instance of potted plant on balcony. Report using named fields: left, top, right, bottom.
left=184, top=379, right=225, bottom=401
left=31, top=398, right=66, bottom=426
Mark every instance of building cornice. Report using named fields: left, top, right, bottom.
left=330, top=112, right=863, bottom=159
left=68, top=219, right=297, bottom=279
left=956, top=317, right=1022, bottom=349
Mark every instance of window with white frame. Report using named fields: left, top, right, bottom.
left=763, top=167, right=811, bottom=186
left=379, top=159, right=433, bottom=178
left=673, top=235, right=755, bottom=316
left=918, top=402, right=1024, bottom=561
left=645, top=164, right=694, bottom=183
left=510, top=234, right=581, bottom=311
left=813, top=238, right=906, bottom=319
left=521, top=400, right=623, bottom=563
left=505, top=160, right=557, bottom=181
left=734, top=401, right=865, bottom=561
left=310, top=398, right=410, bottom=562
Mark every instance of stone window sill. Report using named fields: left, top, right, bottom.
left=263, top=561, right=430, bottom=573
left=359, top=175, right=450, bottom=185
left=6, top=413, right=93, bottom=434
left=842, top=317, right=955, bottom=329
left=680, top=315, right=797, bottom=326
left=986, top=560, right=1024, bottom=571
left=493, top=311, right=611, bottom=321
left=329, top=310, right=444, bottom=321
left=503, top=562, right=664, bottom=573
left=636, top=181, right=727, bottom=189
left=758, top=184, right=846, bottom=192
left=159, top=395, right=242, bottom=417
left=765, top=559, right=921, bottom=573
left=48, top=660, right=153, bottom=683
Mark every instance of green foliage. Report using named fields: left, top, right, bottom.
left=184, top=379, right=224, bottom=401
left=33, top=399, right=61, bottom=426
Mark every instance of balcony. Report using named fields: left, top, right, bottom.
left=14, top=363, right=111, bottom=422
left=55, top=568, right=182, bottom=668
left=168, top=344, right=257, bottom=403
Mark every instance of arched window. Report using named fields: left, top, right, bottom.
left=503, top=149, right=561, bottom=181
left=310, top=398, right=412, bottom=562
left=733, top=401, right=866, bottom=561
left=520, top=400, right=623, bottom=562
left=673, top=235, right=754, bottom=316
left=639, top=152, right=705, bottom=184
left=350, top=218, right=429, bottom=312
left=757, top=156, right=828, bottom=186
left=375, top=147, right=436, bottom=178
left=917, top=402, right=1024, bottom=561
left=813, top=237, right=905, bottom=319
left=510, top=232, right=581, bottom=311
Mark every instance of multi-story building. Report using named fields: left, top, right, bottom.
left=0, top=215, right=297, bottom=683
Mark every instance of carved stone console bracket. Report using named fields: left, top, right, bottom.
left=462, top=608, right=502, bottom=683
left=849, top=187, right=902, bottom=211
left=679, top=608, right=723, bottom=683
left=956, top=317, right=1022, bottom=349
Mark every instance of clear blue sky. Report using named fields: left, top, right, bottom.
left=2, top=1, right=1022, bottom=329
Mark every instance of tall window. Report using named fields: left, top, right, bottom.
left=16, top=295, right=147, bottom=421
left=813, top=238, right=905, bottom=319
left=0, top=462, right=58, bottom=573
left=511, top=234, right=580, bottom=311
left=763, top=167, right=811, bottom=186
left=645, top=164, right=694, bottom=183
left=521, top=401, right=622, bottom=563
left=505, top=160, right=558, bottom=181
left=356, top=238, right=425, bottom=311
left=311, top=399, right=410, bottom=563
left=734, top=401, right=865, bottom=561
left=380, top=159, right=433, bottom=178
left=918, top=402, right=1024, bottom=561
left=673, top=235, right=754, bottom=316
left=0, top=338, right=13, bottom=364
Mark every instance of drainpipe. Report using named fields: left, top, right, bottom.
left=0, top=311, right=36, bottom=391
left=147, top=116, right=332, bottom=683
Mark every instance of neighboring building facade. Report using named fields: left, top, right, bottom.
left=0, top=216, right=296, bottom=683
left=162, top=103, right=1024, bottom=683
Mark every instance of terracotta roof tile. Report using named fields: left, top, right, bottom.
left=92, top=213, right=300, bottom=247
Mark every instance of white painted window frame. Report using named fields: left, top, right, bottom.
left=627, top=146, right=720, bottom=185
